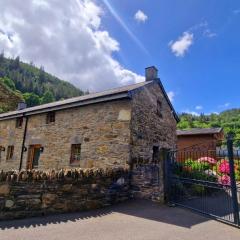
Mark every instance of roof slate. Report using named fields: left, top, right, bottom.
left=177, top=128, right=223, bottom=136
left=0, top=81, right=151, bottom=119
left=0, top=79, right=179, bottom=122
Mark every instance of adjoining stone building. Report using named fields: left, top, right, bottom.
left=0, top=66, right=178, bottom=172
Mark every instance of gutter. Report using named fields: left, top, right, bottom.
left=19, top=115, right=28, bottom=171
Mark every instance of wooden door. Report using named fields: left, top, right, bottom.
left=27, top=145, right=41, bottom=170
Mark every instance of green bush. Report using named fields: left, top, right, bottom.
left=172, top=160, right=217, bottom=182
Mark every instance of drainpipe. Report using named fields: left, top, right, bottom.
left=19, top=115, right=28, bottom=171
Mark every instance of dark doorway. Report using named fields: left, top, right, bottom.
left=152, top=146, right=160, bottom=164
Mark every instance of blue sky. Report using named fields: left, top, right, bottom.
left=98, top=0, right=240, bottom=114
left=0, top=0, right=239, bottom=115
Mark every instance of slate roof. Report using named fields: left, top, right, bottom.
left=177, top=128, right=223, bottom=136
left=0, top=79, right=179, bottom=122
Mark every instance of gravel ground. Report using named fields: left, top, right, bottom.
left=0, top=200, right=239, bottom=240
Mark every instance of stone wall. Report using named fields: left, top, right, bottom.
left=0, top=118, right=26, bottom=170
left=0, top=99, right=131, bottom=171
left=130, top=81, right=177, bottom=202
left=0, top=168, right=130, bottom=220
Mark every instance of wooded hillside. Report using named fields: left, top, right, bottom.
left=178, top=109, right=240, bottom=139
left=0, top=54, right=84, bottom=112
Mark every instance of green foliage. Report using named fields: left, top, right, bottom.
left=234, top=160, right=240, bottom=181
left=173, top=160, right=217, bottom=182
left=41, top=90, right=55, bottom=104
left=23, top=93, right=41, bottom=107
left=184, top=159, right=210, bottom=171
left=178, top=110, right=240, bottom=140
left=0, top=77, right=16, bottom=90
left=0, top=55, right=84, bottom=112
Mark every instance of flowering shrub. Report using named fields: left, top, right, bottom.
left=174, top=156, right=240, bottom=185
left=218, top=160, right=230, bottom=174
left=198, top=157, right=217, bottom=165
left=173, top=159, right=217, bottom=182
left=218, top=174, right=231, bottom=185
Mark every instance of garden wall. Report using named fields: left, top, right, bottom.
left=0, top=168, right=130, bottom=220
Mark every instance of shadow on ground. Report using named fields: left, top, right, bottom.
left=0, top=200, right=212, bottom=230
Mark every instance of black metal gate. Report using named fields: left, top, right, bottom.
left=166, top=137, right=240, bottom=227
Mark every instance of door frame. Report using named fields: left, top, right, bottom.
left=26, top=144, right=41, bottom=170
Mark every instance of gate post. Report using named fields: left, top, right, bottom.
left=227, top=135, right=240, bottom=225
left=163, top=150, right=171, bottom=204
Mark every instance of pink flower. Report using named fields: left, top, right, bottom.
left=218, top=160, right=230, bottom=174
left=218, top=174, right=231, bottom=185
left=197, top=157, right=217, bottom=165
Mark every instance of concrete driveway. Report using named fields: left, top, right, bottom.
left=0, top=200, right=239, bottom=240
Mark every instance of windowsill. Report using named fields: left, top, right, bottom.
left=6, top=159, right=14, bottom=162
left=69, top=162, right=80, bottom=167
left=46, top=122, right=55, bottom=125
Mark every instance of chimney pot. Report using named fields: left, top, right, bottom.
left=17, top=102, right=27, bottom=111
left=145, top=66, right=158, bottom=81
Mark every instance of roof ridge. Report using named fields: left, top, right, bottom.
left=0, top=80, right=152, bottom=119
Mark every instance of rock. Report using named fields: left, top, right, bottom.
left=5, top=199, right=14, bottom=208
left=62, top=184, right=73, bottom=192
left=96, top=145, right=109, bottom=154
left=118, top=109, right=131, bottom=121
left=42, top=193, right=57, bottom=207
left=0, top=184, right=10, bottom=196
left=30, top=199, right=41, bottom=206
left=85, top=200, right=102, bottom=210
left=17, top=194, right=41, bottom=199
left=78, top=188, right=88, bottom=195
left=52, top=202, right=66, bottom=210
left=91, top=184, right=98, bottom=190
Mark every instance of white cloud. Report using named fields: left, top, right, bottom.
left=134, top=10, right=148, bottom=23
left=169, top=32, right=193, bottom=57
left=182, top=109, right=200, bottom=116
left=218, top=103, right=230, bottom=108
left=167, top=91, right=175, bottom=102
left=195, top=105, right=203, bottom=110
left=203, top=29, right=217, bottom=38
left=188, top=21, right=217, bottom=40
left=0, top=0, right=144, bottom=92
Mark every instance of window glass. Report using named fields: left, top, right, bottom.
left=70, top=144, right=81, bottom=164
left=46, top=112, right=55, bottom=124
left=6, top=146, right=14, bottom=160
left=16, top=117, right=23, bottom=128
left=157, top=100, right=163, bottom=118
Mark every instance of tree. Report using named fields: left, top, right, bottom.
left=0, top=51, right=4, bottom=63
left=0, top=77, right=16, bottom=90
left=23, top=92, right=40, bottom=107
left=13, top=56, right=20, bottom=69
left=39, top=66, right=46, bottom=83
left=41, top=90, right=55, bottom=104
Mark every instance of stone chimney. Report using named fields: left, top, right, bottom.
left=17, top=101, right=27, bottom=111
left=145, top=66, right=158, bottom=81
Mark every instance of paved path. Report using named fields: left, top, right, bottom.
left=0, top=200, right=239, bottom=240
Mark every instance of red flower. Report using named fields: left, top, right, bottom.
left=218, top=160, right=230, bottom=174
left=218, top=174, right=231, bottom=185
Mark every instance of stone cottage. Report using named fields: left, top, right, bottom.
left=0, top=66, right=178, bottom=172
